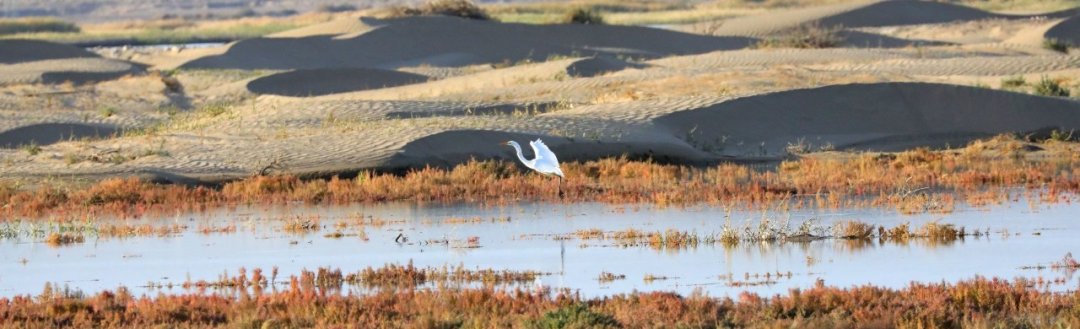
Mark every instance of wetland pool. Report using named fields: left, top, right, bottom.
left=2, top=197, right=1078, bottom=298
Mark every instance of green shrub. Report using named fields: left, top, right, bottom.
left=21, top=142, right=41, bottom=156
left=1033, top=76, right=1070, bottom=97
left=1000, top=75, right=1026, bottom=89
left=564, top=8, right=605, bottom=24
left=528, top=304, right=620, bottom=329
left=1043, top=38, right=1070, bottom=53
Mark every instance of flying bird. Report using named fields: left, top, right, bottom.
left=504, top=139, right=565, bottom=197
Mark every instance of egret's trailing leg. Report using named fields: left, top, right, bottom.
left=557, top=175, right=564, bottom=199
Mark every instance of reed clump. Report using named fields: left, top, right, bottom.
left=44, top=232, right=84, bottom=246
left=354, top=262, right=549, bottom=289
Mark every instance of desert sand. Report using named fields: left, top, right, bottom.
left=1, top=1, right=1078, bottom=184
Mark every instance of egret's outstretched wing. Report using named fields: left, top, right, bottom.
left=529, top=139, right=563, bottom=175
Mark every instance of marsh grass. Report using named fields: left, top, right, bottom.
left=282, top=216, right=319, bottom=234
left=0, top=14, right=320, bottom=45
left=0, top=17, right=79, bottom=35
left=568, top=219, right=972, bottom=250
left=597, top=271, right=626, bottom=283
left=11, top=275, right=1080, bottom=328
left=354, top=262, right=549, bottom=289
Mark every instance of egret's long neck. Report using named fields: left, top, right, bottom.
left=511, top=143, right=533, bottom=167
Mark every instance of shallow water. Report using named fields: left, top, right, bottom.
left=1, top=197, right=1078, bottom=298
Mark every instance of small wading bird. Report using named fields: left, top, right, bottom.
left=504, top=139, right=565, bottom=198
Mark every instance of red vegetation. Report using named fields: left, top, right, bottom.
left=4, top=276, right=1080, bottom=328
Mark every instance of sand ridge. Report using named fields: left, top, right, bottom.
left=711, top=0, right=1066, bottom=38
left=180, top=16, right=756, bottom=70
left=246, top=68, right=429, bottom=97
left=654, top=82, right=1080, bottom=155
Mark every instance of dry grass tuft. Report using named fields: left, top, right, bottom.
left=383, top=0, right=490, bottom=20
left=44, top=232, right=84, bottom=246
left=755, top=23, right=844, bottom=49
left=832, top=220, right=874, bottom=239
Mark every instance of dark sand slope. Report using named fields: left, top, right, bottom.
left=0, top=58, right=145, bottom=86
left=246, top=68, right=429, bottom=97
left=567, top=56, right=649, bottom=78
left=0, top=39, right=98, bottom=64
left=712, top=0, right=1068, bottom=37
left=839, top=30, right=951, bottom=48
left=181, top=16, right=756, bottom=70
left=654, top=83, right=1080, bottom=156
left=1046, top=15, right=1080, bottom=46
left=383, top=130, right=706, bottom=171
left=0, top=123, right=118, bottom=148
left=0, top=39, right=145, bottom=86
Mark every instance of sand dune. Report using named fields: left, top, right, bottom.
left=654, top=82, right=1080, bottom=156
left=326, top=56, right=647, bottom=101
left=712, top=0, right=1062, bottom=37
left=181, top=16, right=755, bottom=70
left=567, top=56, right=649, bottom=78
left=246, top=68, right=429, bottom=97
left=839, top=30, right=951, bottom=48
left=0, top=123, right=118, bottom=148
left=0, top=39, right=99, bottom=64
left=811, top=54, right=1080, bottom=76
left=0, top=57, right=145, bottom=86
left=0, top=39, right=144, bottom=86
left=267, top=16, right=380, bottom=38
left=1045, top=15, right=1080, bottom=46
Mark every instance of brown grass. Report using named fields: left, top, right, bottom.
left=9, top=276, right=1080, bottom=328
left=0, top=136, right=1077, bottom=221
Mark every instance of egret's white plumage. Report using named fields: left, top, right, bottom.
left=505, top=139, right=564, bottom=178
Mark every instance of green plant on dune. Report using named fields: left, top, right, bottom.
left=1043, top=38, right=1070, bottom=53
left=385, top=0, right=490, bottom=20
left=20, top=142, right=41, bottom=156
left=755, top=22, right=844, bottom=49
left=1000, top=75, right=1026, bottom=89
left=529, top=304, right=620, bottom=329
left=564, top=8, right=605, bottom=24
left=1033, top=76, right=1070, bottom=97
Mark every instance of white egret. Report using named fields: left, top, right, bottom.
left=504, top=139, right=565, bottom=197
